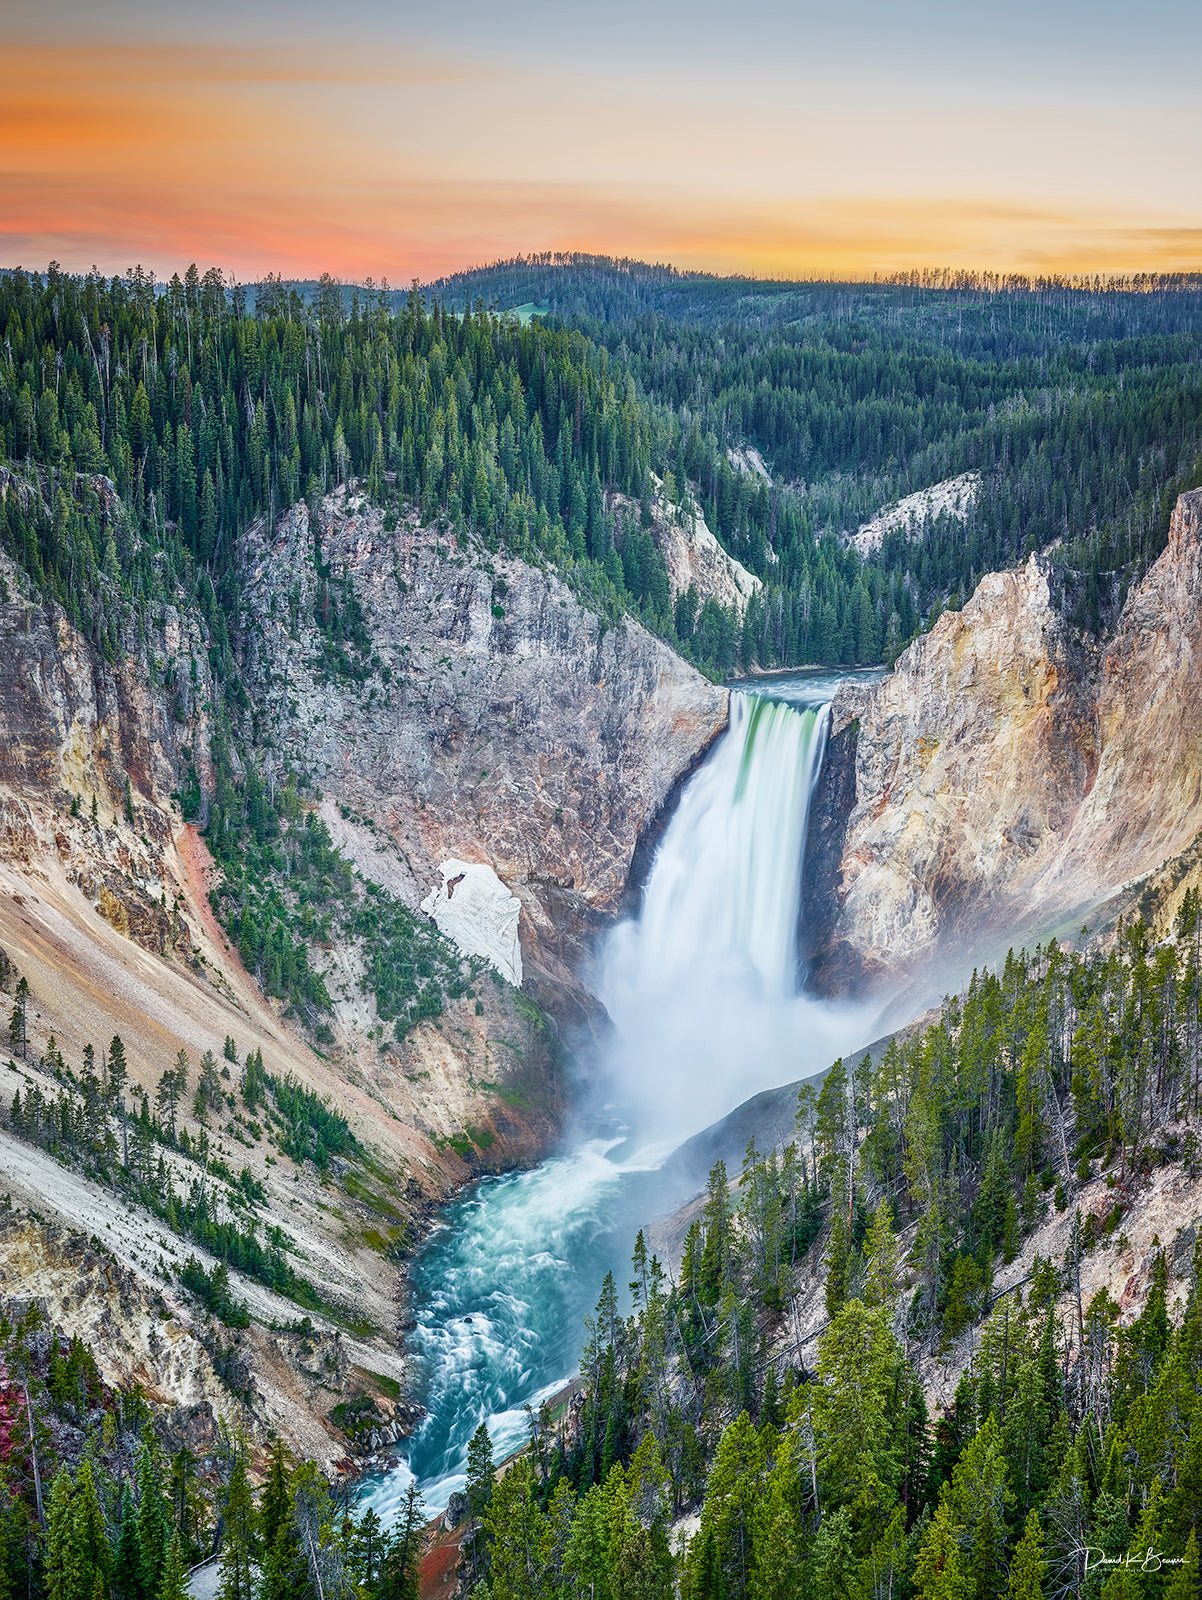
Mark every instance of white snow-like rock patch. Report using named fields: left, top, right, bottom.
left=421, top=860, right=523, bottom=987
left=647, top=473, right=762, bottom=617
left=726, top=443, right=773, bottom=485
left=853, top=471, right=980, bottom=556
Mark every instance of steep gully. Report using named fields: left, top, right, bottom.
left=361, top=671, right=884, bottom=1520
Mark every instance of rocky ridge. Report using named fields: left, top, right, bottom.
left=235, top=486, right=729, bottom=1016
left=806, top=488, right=1202, bottom=994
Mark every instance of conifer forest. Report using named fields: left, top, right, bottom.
left=1, top=251, right=1202, bottom=1600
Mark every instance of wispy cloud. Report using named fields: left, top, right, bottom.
left=4, top=40, right=485, bottom=86
left=2, top=31, right=1197, bottom=280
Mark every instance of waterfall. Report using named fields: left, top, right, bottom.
left=359, top=680, right=876, bottom=1520
left=620, top=693, right=828, bottom=998
left=596, top=690, right=854, bottom=1150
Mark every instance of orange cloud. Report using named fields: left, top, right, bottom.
left=2, top=39, right=1198, bottom=282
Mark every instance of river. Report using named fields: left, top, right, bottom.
left=359, top=668, right=885, bottom=1523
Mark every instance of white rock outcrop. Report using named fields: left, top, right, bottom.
left=852, top=472, right=980, bottom=556
left=726, top=444, right=773, bottom=485
left=421, top=859, right=524, bottom=987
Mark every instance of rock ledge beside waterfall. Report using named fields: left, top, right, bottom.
left=806, top=487, right=1202, bottom=993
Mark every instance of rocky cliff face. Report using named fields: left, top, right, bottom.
left=806, top=488, right=1202, bottom=994
left=0, top=541, right=215, bottom=950
left=609, top=476, right=762, bottom=617
left=0, top=1207, right=415, bottom=1472
left=0, top=477, right=726, bottom=1458
left=236, top=487, right=729, bottom=1013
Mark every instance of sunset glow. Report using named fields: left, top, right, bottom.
left=3, top=0, right=1200, bottom=281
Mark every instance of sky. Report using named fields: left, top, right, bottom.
left=3, top=0, right=1200, bottom=284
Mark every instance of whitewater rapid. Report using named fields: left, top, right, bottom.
left=359, top=673, right=881, bottom=1519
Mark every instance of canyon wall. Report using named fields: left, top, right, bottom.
left=236, top=488, right=729, bottom=1013
left=806, top=487, right=1202, bottom=993
left=0, top=480, right=727, bottom=1461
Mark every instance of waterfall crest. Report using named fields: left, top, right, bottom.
left=625, top=693, right=828, bottom=1000
left=597, top=689, right=859, bottom=1149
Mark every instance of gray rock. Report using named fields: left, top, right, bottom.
left=236, top=490, right=728, bottom=1018
left=442, top=1490, right=468, bottom=1531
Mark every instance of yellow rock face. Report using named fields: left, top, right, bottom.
left=809, top=488, right=1202, bottom=995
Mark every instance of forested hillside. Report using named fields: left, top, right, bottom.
left=438, top=258, right=1202, bottom=640
left=3, top=262, right=1201, bottom=690
left=433, top=909, right=1202, bottom=1597
left=0, top=1299, right=429, bottom=1600
left=7, top=914, right=1200, bottom=1600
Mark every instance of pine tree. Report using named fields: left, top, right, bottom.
left=260, top=1440, right=292, bottom=1555
left=700, top=1162, right=732, bottom=1305
left=693, top=1411, right=765, bottom=1600
left=1100, top=1568, right=1143, bottom=1600
left=112, top=1486, right=141, bottom=1600
left=136, top=1434, right=171, bottom=1600
left=943, top=1253, right=984, bottom=1344
left=107, top=1034, right=128, bottom=1105
left=913, top=1493, right=971, bottom=1600
left=687, top=1527, right=726, bottom=1600
left=810, top=1506, right=857, bottom=1600
left=216, top=1455, right=256, bottom=1600
left=945, top=1416, right=1013, bottom=1600
left=156, top=1536, right=189, bottom=1600
left=560, top=1481, right=611, bottom=1599
left=169, top=1449, right=200, bottom=1560
left=748, top=1436, right=804, bottom=1599
left=462, top=1422, right=495, bottom=1588
left=613, top=1522, right=673, bottom=1600
left=1165, top=1531, right=1199, bottom=1600
left=825, top=1195, right=851, bottom=1319
left=156, top=1059, right=185, bottom=1143
left=1003, top=1195, right=1021, bottom=1264
left=465, top=1422, right=495, bottom=1521
left=812, top=1298, right=901, bottom=1513
left=862, top=1197, right=902, bottom=1313
left=46, top=1469, right=81, bottom=1600
left=8, top=976, right=29, bottom=1060
left=351, top=1508, right=382, bottom=1593
left=483, top=1460, right=546, bottom=1600
left=380, top=1482, right=425, bottom=1600
left=74, top=1460, right=112, bottom=1600
left=856, top=1507, right=912, bottom=1600
left=1008, top=1511, right=1045, bottom=1600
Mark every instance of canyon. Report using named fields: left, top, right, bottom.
left=5, top=468, right=1202, bottom=1482
left=806, top=486, right=1202, bottom=996
left=0, top=476, right=731, bottom=1467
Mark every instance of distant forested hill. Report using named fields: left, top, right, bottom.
left=433, top=255, right=1202, bottom=641
left=1, top=259, right=1200, bottom=689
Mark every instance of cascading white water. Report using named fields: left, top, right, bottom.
left=359, top=678, right=878, bottom=1520
left=596, top=689, right=865, bottom=1150
left=615, top=693, right=827, bottom=998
